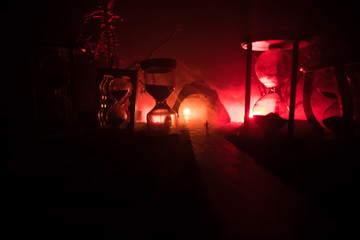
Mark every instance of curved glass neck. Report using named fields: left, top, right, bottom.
left=149, top=100, right=177, bottom=116
left=145, top=84, right=173, bottom=103
left=153, top=100, right=171, bottom=109
left=267, top=86, right=280, bottom=94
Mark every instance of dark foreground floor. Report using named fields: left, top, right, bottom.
left=5, top=123, right=359, bottom=239
left=220, top=121, right=360, bottom=239
left=6, top=128, right=213, bottom=239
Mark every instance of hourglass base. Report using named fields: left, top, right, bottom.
left=322, top=101, right=342, bottom=132
left=147, top=102, right=178, bottom=135
left=253, top=113, right=288, bottom=130
left=322, top=116, right=342, bottom=132
left=105, top=103, right=129, bottom=129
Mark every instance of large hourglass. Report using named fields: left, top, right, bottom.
left=241, top=33, right=310, bottom=137
left=140, top=58, right=178, bottom=134
left=252, top=49, right=291, bottom=130
left=105, top=76, right=132, bottom=128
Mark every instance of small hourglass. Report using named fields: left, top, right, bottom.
left=105, top=76, right=132, bottom=128
left=140, top=58, right=178, bottom=134
left=315, top=67, right=343, bottom=132
left=252, top=49, right=291, bottom=130
left=322, top=97, right=342, bottom=131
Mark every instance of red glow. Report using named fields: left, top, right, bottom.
left=137, top=90, right=307, bottom=125
left=136, top=90, right=155, bottom=122
left=178, top=95, right=207, bottom=124
left=151, top=115, right=167, bottom=123
left=241, top=39, right=310, bottom=51
left=218, top=87, right=262, bottom=123
left=183, top=108, right=191, bottom=122
left=223, top=104, right=245, bottom=123
left=252, top=105, right=269, bottom=117
left=135, top=75, right=307, bottom=125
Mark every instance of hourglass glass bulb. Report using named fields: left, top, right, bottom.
left=253, top=93, right=289, bottom=129
left=255, top=49, right=291, bottom=88
left=106, top=103, right=128, bottom=126
left=108, top=76, right=132, bottom=103
left=314, top=67, right=339, bottom=99
left=322, top=101, right=342, bottom=131
left=105, top=76, right=132, bottom=128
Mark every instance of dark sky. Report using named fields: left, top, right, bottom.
left=5, top=0, right=359, bottom=119
left=3, top=0, right=353, bottom=76
left=6, top=0, right=359, bottom=88
left=19, top=2, right=355, bottom=91
left=2, top=0, right=358, bottom=129
left=23, top=0, right=359, bottom=74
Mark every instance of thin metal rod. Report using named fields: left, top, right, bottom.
left=288, top=40, right=299, bottom=138
left=244, top=42, right=252, bottom=133
left=334, top=64, right=354, bottom=140
left=68, top=46, right=77, bottom=126
left=303, top=71, right=324, bottom=136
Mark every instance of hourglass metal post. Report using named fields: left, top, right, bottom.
left=333, top=64, right=355, bottom=140
left=288, top=40, right=300, bottom=138
left=244, top=39, right=252, bottom=133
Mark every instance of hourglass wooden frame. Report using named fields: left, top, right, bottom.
left=96, top=68, right=138, bottom=130
left=241, top=33, right=310, bottom=138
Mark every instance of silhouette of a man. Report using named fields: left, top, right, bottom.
left=204, top=120, right=210, bottom=136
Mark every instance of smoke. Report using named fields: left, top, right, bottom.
left=136, top=59, right=307, bottom=124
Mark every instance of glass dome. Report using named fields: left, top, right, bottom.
left=253, top=93, right=289, bottom=129
left=255, top=49, right=291, bottom=89
left=108, top=76, right=132, bottom=103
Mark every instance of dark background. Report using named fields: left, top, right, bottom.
left=3, top=1, right=359, bottom=238
left=4, top=0, right=359, bottom=132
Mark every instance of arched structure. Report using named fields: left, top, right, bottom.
left=173, top=81, right=230, bottom=125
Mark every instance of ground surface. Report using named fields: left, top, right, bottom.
left=5, top=122, right=359, bottom=239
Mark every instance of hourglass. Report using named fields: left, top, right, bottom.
left=140, top=58, right=178, bottom=134
left=97, top=69, right=138, bottom=129
left=252, top=49, right=291, bottom=130
left=314, top=67, right=343, bottom=132
left=105, top=76, right=132, bottom=128
left=241, top=33, right=310, bottom=137
left=302, top=60, right=358, bottom=140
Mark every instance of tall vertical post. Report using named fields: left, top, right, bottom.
left=288, top=40, right=299, bottom=138
left=303, top=71, right=324, bottom=137
left=334, top=64, right=354, bottom=141
left=68, top=46, right=77, bottom=126
left=244, top=41, right=252, bottom=133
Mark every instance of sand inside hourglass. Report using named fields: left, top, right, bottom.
left=141, top=58, right=178, bottom=134
left=145, top=85, right=174, bottom=102
left=252, top=92, right=289, bottom=130
left=254, top=113, right=288, bottom=129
